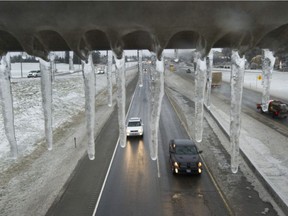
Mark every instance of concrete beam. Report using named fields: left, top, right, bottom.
left=0, top=1, right=288, bottom=59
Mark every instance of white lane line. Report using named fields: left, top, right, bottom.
left=92, top=73, right=139, bottom=216
left=92, top=138, right=120, bottom=216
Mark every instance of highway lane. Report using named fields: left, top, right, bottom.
left=45, top=72, right=139, bottom=216
left=96, top=68, right=231, bottom=215
left=158, top=94, right=231, bottom=216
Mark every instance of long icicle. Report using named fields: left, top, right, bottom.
left=138, top=50, right=143, bottom=87
left=261, top=49, right=275, bottom=112
left=107, top=50, right=113, bottom=107
left=82, top=53, right=96, bottom=160
left=150, top=56, right=164, bottom=160
left=206, top=50, right=213, bottom=109
left=195, top=52, right=207, bottom=143
left=0, top=53, right=18, bottom=158
left=39, top=56, right=53, bottom=150
left=69, top=51, right=74, bottom=72
left=114, top=52, right=126, bottom=148
left=230, top=50, right=245, bottom=173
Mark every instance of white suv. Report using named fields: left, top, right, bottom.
left=126, top=117, right=144, bottom=137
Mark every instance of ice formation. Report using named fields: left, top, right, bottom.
left=39, top=57, right=53, bottom=150
left=69, top=51, right=74, bottom=72
left=0, top=53, right=18, bottom=158
left=138, top=50, right=143, bottom=87
left=49, top=53, right=56, bottom=82
left=194, top=52, right=207, bottom=143
left=107, top=51, right=113, bottom=107
left=261, top=49, right=275, bottom=112
left=205, top=51, right=213, bottom=109
left=82, top=53, right=96, bottom=160
left=114, top=52, right=127, bottom=148
left=230, top=50, right=245, bottom=174
left=149, top=56, right=164, bottom=160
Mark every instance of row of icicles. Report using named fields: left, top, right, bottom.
left=0, top=49, right=275, bottom=173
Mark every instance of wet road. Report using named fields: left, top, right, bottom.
left=95, top=70, right=231, bottom=215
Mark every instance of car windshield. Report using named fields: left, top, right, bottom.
left=128, top=121, right=141, bottom=127
left=175, top=145, right=197, bottom=155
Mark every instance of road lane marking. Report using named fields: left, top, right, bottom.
left=165, top=87, right=234, bottom=216
left=92, top=73, right=139, bottom=215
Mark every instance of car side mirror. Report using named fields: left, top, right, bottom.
left=198, top=150, right=203, bottom=154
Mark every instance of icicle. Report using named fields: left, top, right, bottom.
left=149, top=56, right=165, bottom=160
left=82, top=53, right=96, bottom=160
left=138, top=50, right=143, bottom=87
left=0, top=53, right=18, bottom=159
left=195, top=52, right=207, bottom=143
left=39, top=57, right=53, bottom=150
left=230, top=50, right=245, bottom=174
left=107, top=51, right=113, bottom=107
left=50, top=53, right=56, bottom=82
left=69, top=51, right=74, bottom=72
left=206, top=50, right=213, bottom=109
left=114, top=52, right=126, bottom=148
left=174, top=49, right=179, bottom=62
left=261, top=49, right=275, bottom=112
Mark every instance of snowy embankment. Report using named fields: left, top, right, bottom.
left=214, top=68, right=288, bottom=101
left=0, top=62, right=138, bottom=216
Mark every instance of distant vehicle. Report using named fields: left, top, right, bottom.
left=27, top=70, right=41, bottom=78
left=126, top=117, right=144, bottom=137
left=96, top=69, right=105, bottom=74
left=257, top=100, right=288, bottom=118
left=211, top=72, right=222, bottom=87
left=169, top=139, right=203, bottom=175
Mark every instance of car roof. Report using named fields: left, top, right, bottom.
left=128, top=117, right=141, bottom=122
left=170, top=139, right=196, bottom=146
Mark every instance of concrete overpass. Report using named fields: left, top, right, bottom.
left=0, top=1, right=288, bottom=60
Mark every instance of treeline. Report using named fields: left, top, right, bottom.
left=10, top=51, right=105, bottom=64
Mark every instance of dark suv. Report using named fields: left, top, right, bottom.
left=169, top=139, right=203, bottom=175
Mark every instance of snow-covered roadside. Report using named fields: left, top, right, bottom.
left=164, top=70, right=286, bottom=215
left=0, top=64, right=138, bottom=216
left=214, top=68, right=288, bottom=101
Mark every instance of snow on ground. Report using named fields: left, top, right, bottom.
left=214, top=68, right=288, bottom=101
left=0, top=62, right=138, bottom=216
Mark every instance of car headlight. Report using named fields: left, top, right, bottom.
left=139, top=128, right=143, bottom=133
left=198, top=162, right=202, bottom=168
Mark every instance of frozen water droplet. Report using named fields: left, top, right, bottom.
left=82, top=53, right=96, bottom=160
left=195, top=52, right=207, bottom=143
left=261, top=49, right=275, bottom=112
left=39, top=57, right=53, bottom=151
left=69, top=51, right=74, bottom=72
left=206, top=51, right=213, bottom=109
left=149, top=56, right=164, bottom=160
left=107, top=51, right=113, bottom=107
left=230, top=50, right=245, bottom=174
left=138, top=50, right=143, bottom=87
left=114, top=52, right=126, bottom=148
left=0, top=53, right=18, bottom=158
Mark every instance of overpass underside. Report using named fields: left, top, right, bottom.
left=0, top=1, right=288, bottom=60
